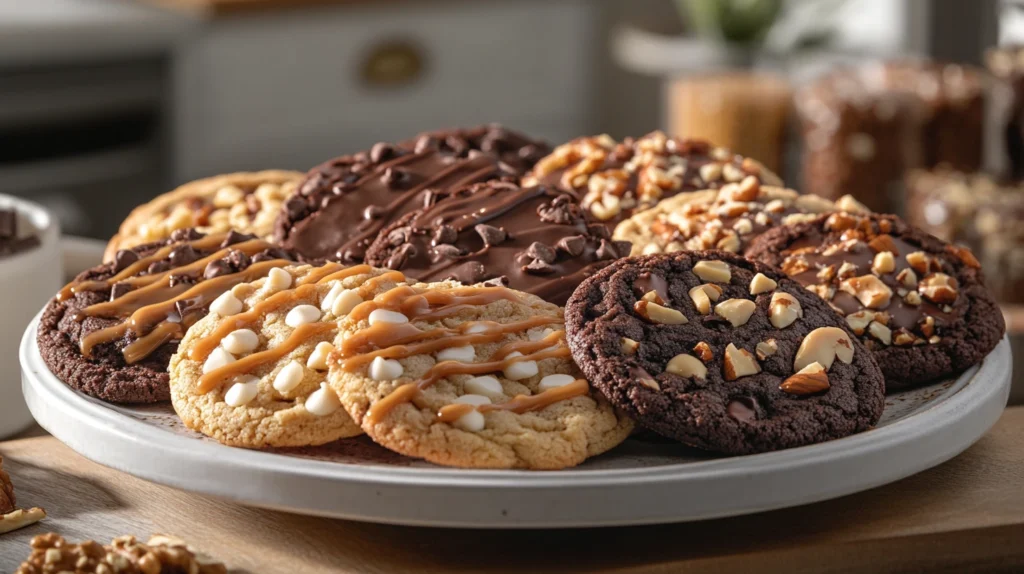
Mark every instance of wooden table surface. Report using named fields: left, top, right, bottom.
left=1, top=407, right=1022, bottom=573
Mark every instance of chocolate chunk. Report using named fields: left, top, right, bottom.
left=109, top=282, right=132, bottom=301
left=613, top=240, right=633, bottom=257
left=474, top=224, right=507, bottom=246
left=588, top=223, right=611, bottom=240
left=386, top=243, right=417, bottom=270
left=526, top=242, right=557, bottom=264
left=414, top=135, right=438, bottom=154
left=204, top=260, right=232, bottom=279
left=168, top=245, right=198, bottom=267
left=169, top=228, right=203, bottom=242
left=381, top=167, right=408, bottom=188
left=632, top=272, right=670, bottom=302
left=284, top=196, right=309, bottom=220
left=595, top=239, right=619, bottom=260
left=221, top=230, right=255, bottom=248
left=556, top=235, right=586, bottom=257
left=524, top=258, right=555, bottom=274
left=370, top=142, right=395, bottom=163
left=113, top=249, right=140, bottom=273
left=430, top=244, right=464, bottom=260
left=387, top=228, right=410, bottom=247
left=433, top=225, right=457, bottom=245
left=168, top=274, right=196, bottom=287
left=147, top=260, right=171, bottom=275
left=726, top=398, right=758, bottom=423
left=225, top=249, right=251, bottom=270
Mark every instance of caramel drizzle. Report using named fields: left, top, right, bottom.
left=347, top=285, right=523, bottom=323
left=436, top=379, right=590, bottom=422
left=189, top=263, right=375, bottom=362
left=197, top=322, right=336, bottom=394
left=122, top=321, right=183, bottom=364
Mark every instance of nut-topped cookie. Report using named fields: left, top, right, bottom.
left=614, top=177, right=868, bottom=257
left=276, top=126, right=545, bottom=264
left=38, top=230, right=297, bottom=403
left=104, top=171, right=302, bottom=262
left=169, top=263, right=402, bottom=448
left=746, top=213, right=1005, bottom=389
left=522, top=131, right=783, bottom=225
left=364, top=181, right=631, bottom=305
left=326, top=279, right=633, bottom=469
left=565, top=251, right=885, bottom=455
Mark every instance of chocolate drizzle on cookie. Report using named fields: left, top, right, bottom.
left=276, top=128, right=543, bottom=264
left=366, top=181, right=630, bottom=305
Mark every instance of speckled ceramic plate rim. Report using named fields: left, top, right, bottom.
left=21, top=311, right=1012, bottom=527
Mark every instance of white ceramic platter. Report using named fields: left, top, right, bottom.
left=21, top=313, right=1011, bottom=528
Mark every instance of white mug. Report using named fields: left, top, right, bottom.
left=2, top=196, right=61, bottom=438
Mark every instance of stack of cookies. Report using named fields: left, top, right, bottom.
left=36, top=125, right=1005, bottom=469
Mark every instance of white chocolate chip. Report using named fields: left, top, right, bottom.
left=794, top=327, right=855, bottom=372
left=538, top=373, right=576, bottom=391
left=369, top=356, right=404, bottom=380
left=464, top=375, right=503, bottom=396
left=466, top=322, right=494, bottom=334
left=451, top=394, right=491, bottom=432
left=714, top=298, right=757, bottom=327
left=320, top=282, right=345, bottom=311
left=665, top=354, right=707, bottom=380
left=331, top=289, right=363, bottom=317
left=221, top=329, right=259, bottom=355
left=306, top=341, right=335, bottom=371
left=273, top=360, right=305, bottom=393
left=224, top=375, right=259, bottom=407
left=265, top=267, right=293, bottom=292
left=202, top=347, right=236, bottom=374
left=368, top=309, right=409, bottom=325
left=456, top=394, right=491, bottom=406
left=286, top=304, right=322, bottom=327
left=693, top=260, right=732, bottom=283
left=769, top=292, right=803, bottom=329
left=749, top=273, right=777, bottom=295
left=305, top=383, right=341, bottom=416
left=437, top=345, right=475, bottom=362
left=503, top=351, right=539, bottom=380
left=210, top=291, right=243, bottom=316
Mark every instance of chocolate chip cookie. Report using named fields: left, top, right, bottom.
left=614, top=177, right=867, bottom=257
left=38, top=230, right=297, bottom=403
left=364, top=181, right=631, bottom=305
left=327, top=278, right=633, bottom=469
left=399, top=124, right=550, bottom=175
left=276, top=125, right=545, bottom=264
left=565, top=251, right=885, bottom=455
left=104, top=171, right=302, bottom=262
left=746, top=212, right=1005, bottom=390
left=522, top=131, right=783, bottom=226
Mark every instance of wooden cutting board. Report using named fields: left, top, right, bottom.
left=2, top=407, right=1023, bottom=573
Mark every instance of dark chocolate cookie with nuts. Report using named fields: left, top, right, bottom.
left=276, top=125, right=544, bottom=264
left=565, top=251, right=885, bottom=455
left=746, top=212, right=1005, bottom=390
left=364, top=181, right=631, bottom=306
left=37, top=229, right=297, bottom=403
left=522, top=131, right=783, bottom=226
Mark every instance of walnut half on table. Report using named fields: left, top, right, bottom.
left=0, top=455, right=47, bottom=535
left=16, top=533, right=228, bottom=574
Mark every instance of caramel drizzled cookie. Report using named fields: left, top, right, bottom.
left=522, top=131, right=783, bottom=225
left=276, top=126, right=544, bottom=264
left=746, top=213, right=1005, bottom=390
left=614, top=176, right=868, bottom=257
left=169, top=263, right=406, bottom=447
left=365, top=181, right=631, bottom=305
left=326, top=280, right=633, bottom=469
left=565, top=251, right=885, bottom=455
left=104, top=171, right=301, bottom=262
left=38, top=230, right=297, bottom=403
left=16, top=534, right=226, bottom=574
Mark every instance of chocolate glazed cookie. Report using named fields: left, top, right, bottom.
left=565, top=251, right=885, bottom=455
left=746, top=212, right=1005, bottom=390
left=364, top=181, right=631, bottom=305
left=37, top=229, right=297, bottom=403
left=275, top=125, right=547, bottom=264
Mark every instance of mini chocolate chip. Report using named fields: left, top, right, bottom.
left=370, top=142, right=395, bottom=163
left=221, top=230, right=255, bottom=248
left=519, top=144, right=544, bottom=163
left=387, top=228, right=410, bottom=247
left=613, top=240, right=633, bottom=257
left=109, top=282, right=132, bottom=301
left=381, top=167, right=409, bottom=188
left=433, top=225, right=457, bottom=245
left=147, top=260, right=171, bottom=274
left=204, top=260, right=231, bottom=279
left=444, top=136, right=469, bottom=156
left=524, top=258, right=555, bottom=274
left=386, top=243, right=417, bottom=270
left=556, top=235, right=586, bottom=257
left=595, top=239, right=619, bottom=260
left=168, top=274, right=196, bottom=287
left=456, top=261, right=487, bottom=282
left=588, top=224, right=611, bottom=240
left=414, top=135, right=438, bottom=154
left=526, top=241, right=557, bottom=264
left=169, top=228, right=203, bottom=242
left=474, top=224, right=507, bottom=246
left=431, top=244, right=464, bottom=261
left=364, top=204, right=386, bottom=221
left=466, top=149, right=487, bottom=161
left=112, top=249, right=140, bottom=273
left=168, top=245, right=198, bottom=267
left=252, top=247, right=292, bottom=264
left=284, top=196, right=309, bottom=220
left=225, top=249, right=251, bottom=270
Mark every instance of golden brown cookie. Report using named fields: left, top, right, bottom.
left=169, top=263, right=405, bottom=448
left=104, top=170, right=302, bottom=262
left=327, top=280, right=634, bottom=470
left=614, top=177, right=868, bottom=257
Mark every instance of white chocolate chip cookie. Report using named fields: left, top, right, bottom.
left=104, top=170, right=302, bottom=262
left=169, top=263, right=407, bottom=448
left=326, top=280, right=634, bottom=470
